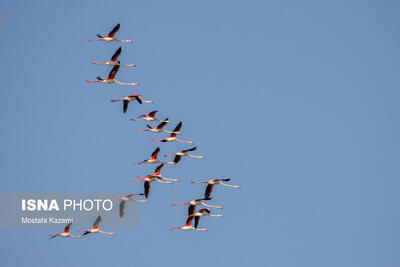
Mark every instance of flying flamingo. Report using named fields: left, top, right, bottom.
left=89, top=24, right=133, bottom=43
left=132, top=147, right=171, bottom=165
left=136, top=118, right=180, bottom=134
left=172, top=198, right=222, bottom=217
left=49, top=223, right=81, bottom=239
left=131, top=171, right=173, bottom=198
left=86, top=64, right=139, bottom=86
left=191, top=179, right=240, bottom=199
left=135, top=164, right=180, bottom=182
left=115, top=193, right=148, bottom=218
left=130, top=110, right=169, bottom=123
left=110, top=94, right=153, bottom=114
left=169, top=216, right=208, bottom=231
left=152, top=122, right=193, bottom=143
left=92, top=47, right=136, bottom=67
left=183, top=207, right=223, bottom=219
left=164, top=147, right=205, bottom=164
left=76, top=216, right=115, bottom=236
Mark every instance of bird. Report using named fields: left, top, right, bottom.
left=152, top=122, right=193, bottom=143
left=110, top=94, right=153, bottom=113
left=172, top=198, right=222, bottom=217
left=49, top=223, right=81, bottom=239
left=86, top=64, right=139, bottom=86
left=131, top=171, right=173, bottom=198
left=191, top=179, right=240, bottom=199
left=164, top=147, right=205, bottom=164
left=183, top=207, right=223, bottom=219
left=76, top=216, right=115, bottom=236
left=130, top=111, right=170, bottom=123
left=135, top=164, right=180, bottom=182
left=92, top=47, right=136, bottom=67
left=169, top=216, right=208, bottom=231
left=115, top=193, right=148, bottom=218
left=89, top=24, right=133, bottom=43
left=132, top=147, right=172, bottom=165
left=136, top=118, right=179, bottom=134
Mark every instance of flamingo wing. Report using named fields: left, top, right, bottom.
left=144, top=181, right=150, bottom=198
left=205, top=184, right=214, bottom=199
left=107, top=23, right=120, bottom=37
left=148, top=110, right=157, bottom=117
left=119, top=200, right=126, bottom=218
left=182, top=147, right=196, bottom=153
left=133, top=95, right=142, bottom=104
left=155, top=164, right=164, bottom=174
left=123, top=100, right=130, bottom=113
left=156, top=118, right=168, bottom=129
left=173, top=155, right=182, bottom=164
left=151, top=147, right=160, bottom=159
left=108, top=64, right=120, bottom=79
left=188, top=204, right=196, bottom=216
left=194, top=216, right=200, bottom=229
left=185, top=216, right=194, bottom=227
left=64, top=222, right=72, bottom=233
left=93, top=215, right=102, bottom=228
left=111, top=47, right=122, bottom=61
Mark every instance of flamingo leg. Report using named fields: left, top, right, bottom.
left=219, top=182, right=240, bottom=188
left=176, top=139, right=194, bottom=144
left=99, top=230, right=115, bottom=235
left=202, top=203, right=223, bottom=209
left=115, top=80, right=139, bottom=86
left=187, top=154, right=205, bottom=159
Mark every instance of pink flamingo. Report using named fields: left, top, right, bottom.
left=132, top=147, right=171, bottom=165
left=92, top=47, right=136, bottom=67
left=164, top=147, right=205, bottom=164
left=86, top=64, right=139, bottom=86
left=152, top=122, right=193, bottom=143
left=49, top=223, right=81, bottom=239
left=110, top=94, right=153, bottom=113
left=130, top=110, right=170, bottom=123
left=115, top=193, right=148, bottom=218
left=89, top=24, right=133, bottom=43
left=76, top=216, right=115, bottom=236
left=169, top=216, right=208, bottom=231
left=191, top=179, right=240, bottom=199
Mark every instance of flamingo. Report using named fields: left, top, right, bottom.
left=136, top=118, right=180, bottom=134
left=76, top=216, right=115, bottom=236
left=86, top=64, right=139, bottom=86
left=132, top=147, right=171, bottom=165
left=135, top=164, right=180, bottom=182
left=110, top=94, right=153, bottom=114
left=92, top=47, right=136, bottom=67
left=115, top=193, right=148, bottom=218
left=49, top=223, right=81, bottom=239
left=89, top=24, right=133, bottom=43
left=183, top=207, right=223, bottom=219
left=130, top=110, right=169, bottom=123
left=169, top=216, right=208, bottom=231
left=172, top=198, right=222, bottom=217
left=164, top=147, right=205, bottom=164
left=191, top=179, right=240, bottom=199
left=131, top=171, right=173, bottom=198
left=152, top=122, right=193, bottom=143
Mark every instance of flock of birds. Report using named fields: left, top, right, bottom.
left=49, top=24, right=240, bottom=239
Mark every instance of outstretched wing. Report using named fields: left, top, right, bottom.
left=144, top=181, right=150, bottom=198
left=123, top=100, right=129, bottom=113
left=108, top=64, right=120, bottom=79
left=173, top=155, right=182, bottom=164
left=188, top=204, right=196, bottom=216
left=111, top=47, right=122, bottom=61
left=107, top=23, right=120, bottom=37
left=182, top=147, right=196, bottom=153
left=185, top=216, right=194, bottom=227
left=194, top=216, right=200, bottom=229
left=172, top=122, right=182, bottom=134
left=93, top=215, right=101, bottom=228
left=64, top=222, right=72, bottom=233
left=148, top=110, right=157, bottom=117
left=151, top=147, right=160, bottom=159
left=205, top=184, right=214, bottom=199
left=119, top=201, right=126, bottom=218
left=155, top=164, right=164, bottom=174
left=156, top=118, right=168, bottom=129
left=133, top=95, right=142, bottom=104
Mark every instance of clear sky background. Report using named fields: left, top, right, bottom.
left=0, top=0, right=399, bottom=266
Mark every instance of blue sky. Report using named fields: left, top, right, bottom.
left=0, top=0, right=399, bottom=266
